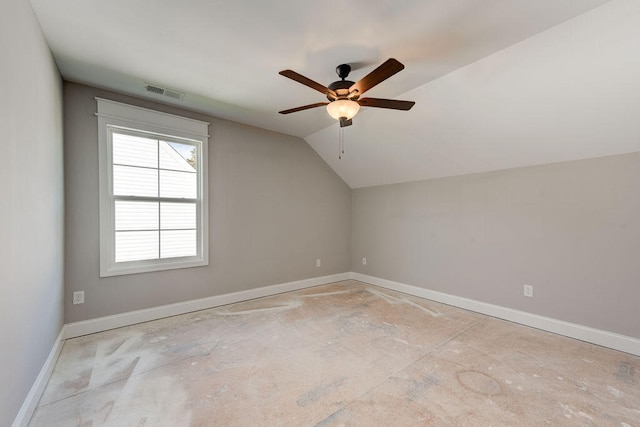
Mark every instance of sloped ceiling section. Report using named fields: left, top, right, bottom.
left=29, top=0, right=640, bottom=189
left=306, top=0, right=640, bottom=188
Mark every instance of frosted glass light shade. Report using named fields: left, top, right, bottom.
left=326, top=100, right=360, bottom=120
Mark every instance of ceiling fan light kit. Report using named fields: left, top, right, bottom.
left=326, top=99, right=360, bottom=121
left=278, top=58, right=415, bottom=127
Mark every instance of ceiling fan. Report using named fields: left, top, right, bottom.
left=278, top=58, right=415, bottom=127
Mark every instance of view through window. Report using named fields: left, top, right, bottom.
left=112, top=131, right=199, bottom=262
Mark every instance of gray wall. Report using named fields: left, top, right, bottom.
left=352, top=153, right=640, bottom=339
left=0, top=0, right=64, bottom=424
left=64, top=82, right=351, bottom=323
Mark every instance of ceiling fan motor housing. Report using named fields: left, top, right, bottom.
left=327, top=80, right=356, bottom=99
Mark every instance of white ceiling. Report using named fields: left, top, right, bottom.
left=30, top=0, right=640, bottom=188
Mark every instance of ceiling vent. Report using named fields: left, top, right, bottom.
left=144, top=83, right=185, bottom=101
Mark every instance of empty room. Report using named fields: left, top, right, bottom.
left=2, top=0, right=640, bottom=425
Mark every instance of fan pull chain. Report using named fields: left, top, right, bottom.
left=338, top=126, right=345, bottom=159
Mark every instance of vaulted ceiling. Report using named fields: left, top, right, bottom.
left=30, top=0, right=640, bottom=188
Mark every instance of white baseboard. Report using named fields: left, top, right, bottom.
left=64, top=272, right=351, bottom=339
left=19, top=271, right=638, bottom=427
left=12, top=329, right=65, bottom=427
left=350, top=272, right=640, bottom=357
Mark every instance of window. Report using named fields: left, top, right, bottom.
left=97, top=98, right=209, bottom=276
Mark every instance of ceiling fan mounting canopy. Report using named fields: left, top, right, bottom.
left=278, top=58, right=415, bottom=126
left=336, top=63, right=351, bottom=80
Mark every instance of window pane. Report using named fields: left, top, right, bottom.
left=160, top=141, right=197, bottom=172
left=161, top=202, right=196, bottom=229
left=115, top=231, right=159, bottom=262
left=160, top=170, right=196, bottom=199
left=115, top=201, right=159, bottom=231
left=161, top=230, right=197, bottom=258
left=113, top=165, right=158, bottom=197
left=112, top=132, right=158, bottom=168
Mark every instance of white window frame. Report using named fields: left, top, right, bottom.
left=96, top=98, right=209, bottom=277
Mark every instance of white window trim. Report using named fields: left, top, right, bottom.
left=96, top=98, right=209, bottom=277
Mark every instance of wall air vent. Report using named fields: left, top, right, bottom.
left=163, top=89, right=184, bottom=100
left=145, top=84, right=165, bottom=95
left=144, top=83, right=185, bottom=101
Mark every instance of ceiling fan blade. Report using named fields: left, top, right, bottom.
left=358, top=97, right=415, bottom=110
left=349, top=58, right=405, bottom=96
left=278, top=102, right=329, bottom=115
left=279, top=70, right=337, bottom=99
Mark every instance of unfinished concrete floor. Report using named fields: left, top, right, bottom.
left=30, top=281, right=639, bottom=426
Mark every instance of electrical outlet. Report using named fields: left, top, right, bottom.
left=73, top=291, right=85, bottom=305
left=523, top=284, right=534, bottom=298
left=362, top=257, right=367, bottom=265
left=316, top=259, right=321, bottom=268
